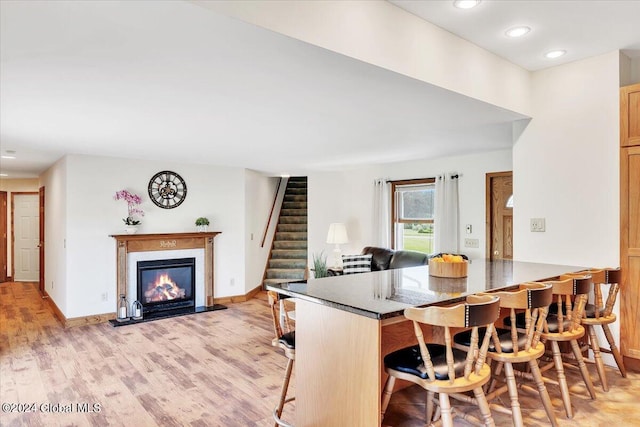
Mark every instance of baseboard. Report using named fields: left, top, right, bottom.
left=65, top=312, right=116, bottom=328
left=623, top=356, right=640, bottom=373
left=212, top=284, right=262, bottom=304
left=44, top=285, right=262, bottom=328
left=44, top=290, right=116, bottom=328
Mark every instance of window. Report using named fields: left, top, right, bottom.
left=506, top=194, right=514, bottom=208
left=391, top=178, right=435, bottom=253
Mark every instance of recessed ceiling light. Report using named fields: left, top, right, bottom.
left=0, top=173, right=8, bottom=177
left=545, top=50, right=566, bottom=59
left=505, top=26, right=531, bottom=38
left=1, top=155, right=16, bottom=159
left=453, top=0, right=481, bottom=9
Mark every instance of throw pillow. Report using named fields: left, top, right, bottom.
left=342, top=254, right=373, bottom=275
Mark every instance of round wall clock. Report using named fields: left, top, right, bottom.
left=148, top=170, right=187, bottom=209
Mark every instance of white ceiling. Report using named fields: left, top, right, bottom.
left=1, top=0, right=638, bottom=178
left=391, top=0, right=640, bottom=71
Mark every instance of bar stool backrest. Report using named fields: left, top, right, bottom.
left=403, top=295, right=500, bottom=384
left=267, top=291, right=292, bottom=342
left=551, top=275, right=593, bottom=334
left=565, top=268, right=621, bottom=319
left=480, top=283, right=552, bottom=355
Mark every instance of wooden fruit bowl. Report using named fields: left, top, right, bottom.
left=429, top=260, right=468, bottom=278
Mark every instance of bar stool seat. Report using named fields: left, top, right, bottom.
left=277, top=331, right=295, bottom=349
left=384, top=344, right=465, bottom=380
left=505, top=312, right=573, bottom=334
left=454, top=327, right=528, bottom=354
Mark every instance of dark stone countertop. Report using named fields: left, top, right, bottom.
left=265, top=260, right=586, bottom=320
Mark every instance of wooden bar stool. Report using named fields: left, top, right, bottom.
left=523, top=275, right=595, bottom=419
left=453, top=283, right=558, bottom=427
left=380, top=295, right=501, bottom=427
left=564, top=268, right=625, bottom=391
left=267, top=291, right=295, bottom=427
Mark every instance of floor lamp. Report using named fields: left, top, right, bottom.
left=326, top=223, right=349, bottom=269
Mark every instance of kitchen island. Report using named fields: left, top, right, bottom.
left=266, top=260, right=585, bottom=426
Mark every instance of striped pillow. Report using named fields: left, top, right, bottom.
left=342, top=254, right=373, bottom=275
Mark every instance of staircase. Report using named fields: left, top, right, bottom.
left=263, top=177, right=308, bottom=286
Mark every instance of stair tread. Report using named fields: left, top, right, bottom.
left=265, top=176, right=307, bottom=284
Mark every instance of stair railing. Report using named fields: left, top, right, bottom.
left=261, top=177, right=283, bottom=248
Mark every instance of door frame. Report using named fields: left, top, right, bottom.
left=0, top=191, right=7, bottom=282
left=39, top=187, right=45, bottom=296
left=485, top=171, right=513, bottom=261
left=10, top=191, right=39, bottom=283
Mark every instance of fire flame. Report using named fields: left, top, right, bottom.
left=144, top=273, right=186, bottom=302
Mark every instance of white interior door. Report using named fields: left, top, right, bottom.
left=14, top=194, right=39, bottom=282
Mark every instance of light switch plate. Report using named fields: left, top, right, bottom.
left=464, top=238, right=479, bottom=248
left=530, top=218, right=546, bottom=232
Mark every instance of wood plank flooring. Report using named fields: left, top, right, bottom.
left=1, top=281, right=639, bottom=426
left=1, top=282, right=294, bottom=426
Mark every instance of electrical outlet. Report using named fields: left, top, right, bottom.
left=101, top=292, right=108, bottom=302
left=51, top=281, right=54, bottom=289
left=465, top=224, right=472, bottom=234
left=230, top=278, right=235, bottom=286
left=530, top=218, right=546, bottom=232
left=464, top=238, right=479, bottom=248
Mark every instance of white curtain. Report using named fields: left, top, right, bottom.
left=434, top=173, right=460, bottom=254
left=373, top=178, right=391, bottom=248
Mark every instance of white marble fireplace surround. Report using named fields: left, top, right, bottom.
left=127, top=249, right=205, bottom=307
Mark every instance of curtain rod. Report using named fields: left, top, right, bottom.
left=385, top=174, right=459, bottom=183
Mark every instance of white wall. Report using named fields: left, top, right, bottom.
left=46, top=154, right=251, bottom=318
left=0, top=178, right=39, bottom=277
left=513, top=52, right=621, bottom=367
left=244, top=171, right=282, bottom=292
left=196, top=0, right=531, bottom=116
left=308, top=149, right=513, bottom=263
left=631, top=57, right=640, bottom=84
left=513, top=51, right=620, bottom=268
left=39, top=157, right=67, bottom=312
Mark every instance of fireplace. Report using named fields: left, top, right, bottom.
left=110, top=232, right=225, bottom=326
left=137, top=257, right=196, bottom=316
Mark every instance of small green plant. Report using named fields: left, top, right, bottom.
left=312, top=251, right=328, bottom=278
left=195, top=217, right=210, bottom=226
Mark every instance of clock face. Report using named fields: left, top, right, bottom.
left=148, top=170, right=187, bottom=209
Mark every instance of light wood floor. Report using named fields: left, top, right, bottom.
left=1, top=281, right=638, bottom=426
left=1, top=282, right=294, bottom=426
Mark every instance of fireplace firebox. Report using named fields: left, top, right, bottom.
left=137, top=257, right=196, bottom=316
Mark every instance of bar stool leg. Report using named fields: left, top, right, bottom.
left=602, top=323, right=627, bottom=377
left=550, top=340, right=573, bottom=418
left=439, top=393, right=454, bottom=427
left=503, top=362, right=523, bottom=427
left=380, top=376, right=395, bottom=419
left=587, top=325, right=609, bottom=391
left=472, top=387, right=495, bottom=427
left=528, top=359, right=559, bottom=427
left=426, top=390, right=435, bottom=423
left=570, top=339, right=597, bottom=399
left=274, top=358, right=293, bottom=427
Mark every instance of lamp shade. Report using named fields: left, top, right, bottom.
left=326, top=223, right=349, bottom=244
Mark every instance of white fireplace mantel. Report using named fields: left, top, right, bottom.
left=110, top=232, right=221, bottom=309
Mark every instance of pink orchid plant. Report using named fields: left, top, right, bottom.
left=114, top=190, right=144, bottom=225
